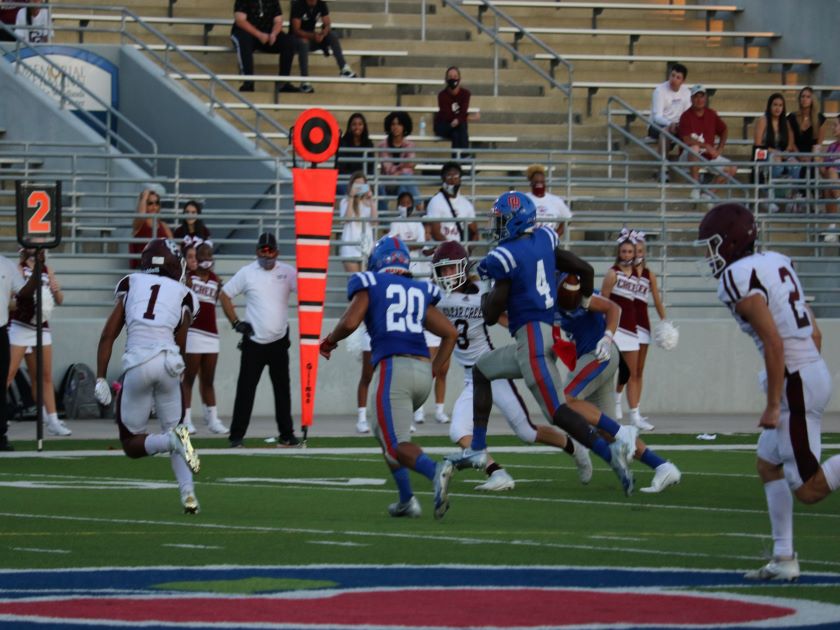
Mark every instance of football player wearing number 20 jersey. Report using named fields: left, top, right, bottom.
left=95, top=239, right=202, bottom=515
left=432, top=241, right=593, bottom=490
left=320, top=237, right=458, bottom=520
left=697, top=203, right=840, bottom=582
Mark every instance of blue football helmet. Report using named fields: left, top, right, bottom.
left=491, top=191, right=536, bottom=242
left=367, top=236, right=411, bottom=273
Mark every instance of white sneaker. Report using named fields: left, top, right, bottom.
left=206, top=418, right=229, bottom=435
left=446, top=447, right=488, bottom=471
left=388, top=495, right=421, bottom=518
left=356, top=418, right=370, bottom=434
left=340, top=64, right=357, bottom=78
left=640, top=461, right=681, bottom=493
left=615, top=424, right=639, bottom=465
left=409, top=424, right=417, bottom=434
left=744, top=555, right=800, bottom=582
left=183, top=418, right=197, bottom=435
left=571, top=439, right=593, bottom=485
left=631, top=415, right=655, bottom=432
left=475, top=468, right=515, bottom=491
left=414, top=408, right=425, bottom=424
left=435, top=410, right=450, bottom=424
left=169, top=426, right=200, bottom=474
left=614, top=401, right=623, bottom=420
left=181, top=491, right=200, bottom=515
left=46, top=417, right=72, bottom=436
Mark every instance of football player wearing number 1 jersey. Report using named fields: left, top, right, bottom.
left=95, top=239, right=202, bottom=515
left=320, top=237, right=459, bottom=520
left=449, top=192, right=639, bottom=497
left=697, top=203, right=840, bottom=582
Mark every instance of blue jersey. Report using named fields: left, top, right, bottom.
left=347, top=271, right=441, bottom=365
left=556, top=305, right=606, bottom=359
left=477, top=226, right=559, bottom=335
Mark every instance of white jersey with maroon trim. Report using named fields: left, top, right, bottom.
left=717, top=251, right=819, bottom=372
left=437, top=282, right=493, bottom=366
left=116, top=273, right=199, bottom=370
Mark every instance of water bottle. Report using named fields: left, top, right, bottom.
left=419, top=116, right=427, bottom=137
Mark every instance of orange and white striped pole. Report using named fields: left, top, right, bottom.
left=291, top=109, right=340, bottom=437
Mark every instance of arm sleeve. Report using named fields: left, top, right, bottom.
left=115, top=275, right=130, bottom=303
left=718, top=263, right=768, bottom=308
left=426, top=282, right=441, bottom=307
left=347, top=272, right=371, bottom=301
left=650, top=85, right=669, bottom=127
left=478, top=247, right=514, bottom=281
left=222, top=267, right=245, bottom=299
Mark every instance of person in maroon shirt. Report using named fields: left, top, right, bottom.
left=0, top=1, right=20, bottom=41
left=678, top=84, right=738, bottom=200
left=434, top=66, right=480, bottom=154
left=130, top=189, right=173, bottom=269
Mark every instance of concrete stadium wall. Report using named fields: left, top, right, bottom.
left=48, top=315, right=840, bottom=419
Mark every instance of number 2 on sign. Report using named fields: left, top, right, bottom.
left=27, top=191, right=51, bottom=234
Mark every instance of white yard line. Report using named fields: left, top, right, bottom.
left=10, top=547, right=71, bottom=554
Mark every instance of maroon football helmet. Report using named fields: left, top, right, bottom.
left=695, top=203, right=757, bottom=277
left=432, top=240, right=469, bottom=294
left=141, top=238, right=185, bottom=282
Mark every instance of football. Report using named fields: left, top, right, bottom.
left=557, top=273, right=581, bottom=311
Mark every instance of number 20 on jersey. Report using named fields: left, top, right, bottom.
left=15, top=181, right=62, bottom=249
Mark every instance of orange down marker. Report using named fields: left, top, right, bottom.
left=291, top=109, right=340, bottom=430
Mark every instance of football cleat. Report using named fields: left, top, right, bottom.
left=615, top=424, right=639, bottom=465
left=640, top=461, right=682, bottom=493
left=46, top=417, right=72, bottom=436
left=413, top=408, right=425, bottom=424
left=170, top=426, right=200, bottom=474
left=446, top=448, right=488, bottom=471
left=608, top=441, right=634, bottom=496
left=388, top=495, right=421, bottom=518
left=181, top=492, right=200, bottom=515
left=435, top=410, right=450, bottom=424
left=744, top=555, right=799, bottom=582
left=631, top=415, right=655, bottom=432
left=356, top=418, right=370, bottom=434
left=206, top=418, right=229, bottom=435
left=475, top=468, right=515, bottom=491
left=571, top=439, right=593, bottom=485
left=433, top=460, right=454, bottom=520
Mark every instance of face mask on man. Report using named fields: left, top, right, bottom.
left=442, top=182, right=460, bottom=197
left=532, top=183, right=546, bottom=197
left=446, top=78, right=459, bottom=90
left=258, top=256, right=276, bottom=270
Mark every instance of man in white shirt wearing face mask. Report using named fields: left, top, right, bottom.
left=425, top=162, right=478, bottom=245
left=220, top=233, right=300, bottom=448
left=524, top=163, right=572, bottom=238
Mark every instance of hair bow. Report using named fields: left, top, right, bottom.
left=616, top=227, right=636, bottom=245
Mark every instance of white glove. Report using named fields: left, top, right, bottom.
left=594, top=331, right=613, bottom=363
left=94, top=377, right=112, bottom=406
left=653, top=320, right=679, bottom=350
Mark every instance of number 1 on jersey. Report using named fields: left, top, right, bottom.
left=143, top=284, right=161, bottom=320
left=535, top=259, right=554, bottom=309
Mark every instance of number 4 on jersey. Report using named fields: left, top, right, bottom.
left=536, top=259, right=554, bottom=309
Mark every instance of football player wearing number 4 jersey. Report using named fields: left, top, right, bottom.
left=448, top=192, right=639, bottom=497
left=321, top=237, right=458, bottom=520
left=432, top=241, right=593, bottom=490
left=697, top=203, right=840, bottom=582
left=95, top=239, right=202, bottom=515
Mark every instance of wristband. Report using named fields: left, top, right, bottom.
left=580, top=294, right=591, bottom=309
left=232, top=319, right=240, bottom=329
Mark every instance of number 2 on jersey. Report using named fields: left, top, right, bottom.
left=535, top=259, right=554, bottom=309
left=386, top=284, right=425, bottom=333
left=778, top=267, right=809, bottom=329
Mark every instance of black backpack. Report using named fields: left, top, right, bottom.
left=58, top=363, right=102, bottom=419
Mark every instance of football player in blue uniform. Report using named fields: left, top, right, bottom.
left=320, top=237, right=458, bottom=520
left=557, top=273, right=681, bottom=493
left=450, top=191, right=639, bottom=495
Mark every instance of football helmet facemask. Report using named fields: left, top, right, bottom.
left=694, top=203, right=757, bottom=278
left=491, top=191, right=536, bottom=242
left=367, top=236, right=411, bottom=274
left=432, top=240, right=469, bottom=294
left=141, top=238, right=185, bottom=282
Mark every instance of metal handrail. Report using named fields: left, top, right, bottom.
left=441, top=0, right=574, bottom=151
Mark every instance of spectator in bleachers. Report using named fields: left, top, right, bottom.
left=387, top=191, right=430, bottom=278
left=0, top=2, right=20, bottom=42
left=819, top=117, right=840, bottom=242
left=14, top=0, right=51, bottom=44
left=378, top=111, right=421, bottom=210
left=524, top=163, right=572, bottom=238
left=788, top=87, right=827, bottom=205
left=290, top=0, right=356, bottom=94
left=753, top=93, right=797, bottom=212
left=173, top=200, right=212, bottom=249
left=425, top=161, right=478, bottom=244
left=231, top=0, right=299, bottom=94
left=338, top=171, right=377, bottom=273
left=678, top=85, right=738, bottom=201
left=648, top=63, right=690, bottom=152
left=434, top=66, right=479, bottom=155
left=130, top=189, right=173, bottom=269
left=338, top=113, right=374, bottom=195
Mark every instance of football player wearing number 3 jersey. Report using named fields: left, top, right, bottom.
left=447, top=192, right=640, bottom=497
left=95, top=239, right=202, bottom=515
left=321, top=237, right=459, bottom=520
left=697, top=203, right=840, bottom=582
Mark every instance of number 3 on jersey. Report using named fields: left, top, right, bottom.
left=386, top=284, right=425, bottom=332
left=536, top=259, right=554, bottom=309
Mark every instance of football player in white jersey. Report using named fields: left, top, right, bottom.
left=697, top=203, right=840, bottom=581
left=432, top=241, right=593, bottom=491
left=94, top=239, right=202, bottom=514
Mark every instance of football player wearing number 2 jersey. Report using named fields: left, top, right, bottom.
left=321, top=237, right=459, bottom=520
left=95, top=239, right=202, bottom=515
left=448, top=192, right=640, bottom=497
left=697, top=203, right=840, bottom=581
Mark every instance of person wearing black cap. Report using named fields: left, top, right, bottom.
left=220, top=233, right=300, bottom=447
